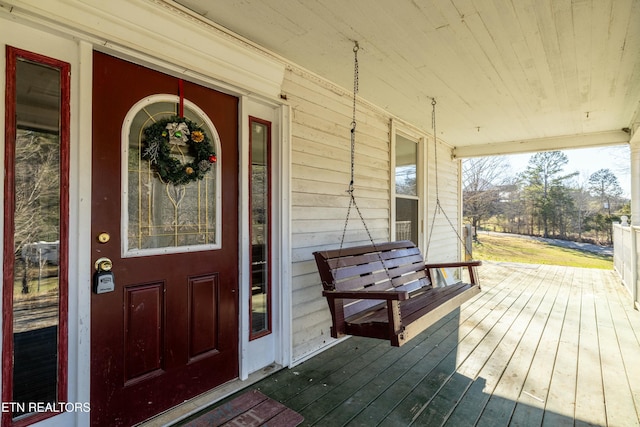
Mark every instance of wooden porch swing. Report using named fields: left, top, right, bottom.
left=313, top=43, right=481, bottom=347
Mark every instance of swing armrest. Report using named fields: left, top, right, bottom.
left=424, top=260, right=482, bottom=286
left=424, top=260, right=482, bottom=269
left=322, top=290, right=409, bottom=301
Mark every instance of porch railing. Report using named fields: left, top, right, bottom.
left=612, top=219, right=639, bottom=308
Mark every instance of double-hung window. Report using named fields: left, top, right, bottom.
left=392, top=123, right=424, bottom=249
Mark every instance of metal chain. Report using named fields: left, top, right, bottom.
left=426, top=98, right=472, bottom=260
left=426, top=99, right=439, bottom=259
left=349, top=42, right=359, bottom=192
left=431, top=98, right=439, bottom=202
left=338, top=42, right=389, bottom=284
left=339, top=42, right=360, bottom=251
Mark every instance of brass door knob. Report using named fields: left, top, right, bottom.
left=94, top=257, right=113, bottom=272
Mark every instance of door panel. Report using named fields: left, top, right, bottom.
left=90, top=52, right=239, bottom=426
left=124, top=283, right=163, bottom=383
left=189, top=274, right=220, bottom=358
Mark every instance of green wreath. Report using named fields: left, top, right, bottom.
left=142, top=116, right=217, bottom=185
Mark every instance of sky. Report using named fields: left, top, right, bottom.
left=504, top=145, right=631, bottom=198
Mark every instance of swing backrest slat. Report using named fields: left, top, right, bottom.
left=314, top=241, right=432, bottom=318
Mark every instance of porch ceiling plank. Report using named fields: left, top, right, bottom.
left=511, top=0, right=556, bottom=114
left=552, top=1, right=581, bottom=134
left=587, top=0, right=613, bottom=126
left=572, top=0, right=594, bottom=134
left=607, top=0, right=640, bottom=112
left=172, top=0, right=640, bottom=150
left=466, top=1, right=532, bottom=117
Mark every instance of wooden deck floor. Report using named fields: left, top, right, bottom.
left=179, top=262, right=640, bottom=426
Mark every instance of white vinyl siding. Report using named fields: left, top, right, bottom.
left=0, top=0, right=467, bottom=373
left=425, top=138, right=462, bottom=264
left=283, top=67, right=390, bottom=361
left=284, top=66, right=463, bottom=362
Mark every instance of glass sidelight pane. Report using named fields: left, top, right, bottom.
left=249, top=118, right=271, bottom=339
left=7, top=54, right=68, bottom=420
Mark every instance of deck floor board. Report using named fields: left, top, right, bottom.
left=445, top=266, right=547, bottom=427
left=574, top=268, right=607, bottom=427
left=596, top=269, right=640, bottom=427
left=174, top=262, right=640, bottom=427
left=470, top=265, right=561, bottom=427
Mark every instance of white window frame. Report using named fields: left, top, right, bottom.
left=390, top=119, right=426, bottom=251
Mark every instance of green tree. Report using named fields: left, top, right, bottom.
left=519, top=151, right=577, bottom=237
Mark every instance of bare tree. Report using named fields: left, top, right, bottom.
left=588, top=168, right=623, bottom=243
left=14, top=130, right=60, bottom=293
left=463, top=156, right=511, bottom=238
left=570, top=173, right=597, bottom=241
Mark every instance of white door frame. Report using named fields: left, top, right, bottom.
left=239, top=97, right=292, bottom=379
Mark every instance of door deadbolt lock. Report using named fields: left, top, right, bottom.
left=93, top=257, right=115, bottom=294
left=97, top=232, right=110, bottom=244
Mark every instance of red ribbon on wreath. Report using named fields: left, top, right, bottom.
left=178, top=79, right=184, bottom=118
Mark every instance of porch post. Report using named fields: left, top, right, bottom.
left=631, top=138, right=640, bottom=308
left=631, top=140, right=640, bottom=226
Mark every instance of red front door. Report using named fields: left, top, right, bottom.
left=90, top=52, right=239, bottom=426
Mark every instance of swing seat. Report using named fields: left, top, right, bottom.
left=313, top=240, right=481, bottom=347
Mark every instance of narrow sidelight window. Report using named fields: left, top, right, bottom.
left=249, top=117, right=271, bottom=340
left=3, top=47, right=69, bottom=425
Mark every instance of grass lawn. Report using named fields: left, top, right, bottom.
left=472, top=232, right=613, bottom=270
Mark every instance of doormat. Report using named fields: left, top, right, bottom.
left=182, top=389, right=304, bottom=427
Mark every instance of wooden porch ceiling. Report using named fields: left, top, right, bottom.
left=171, top=0, right=640, bottom=157
left=177, top=262, right=640, bottom=426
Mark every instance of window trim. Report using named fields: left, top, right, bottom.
left=390, top=119, right=426, bottom=250
left=2, top=46, right=70, bottom=427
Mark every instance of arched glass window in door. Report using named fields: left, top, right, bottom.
left=123, top=96, right=222, bottom=257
